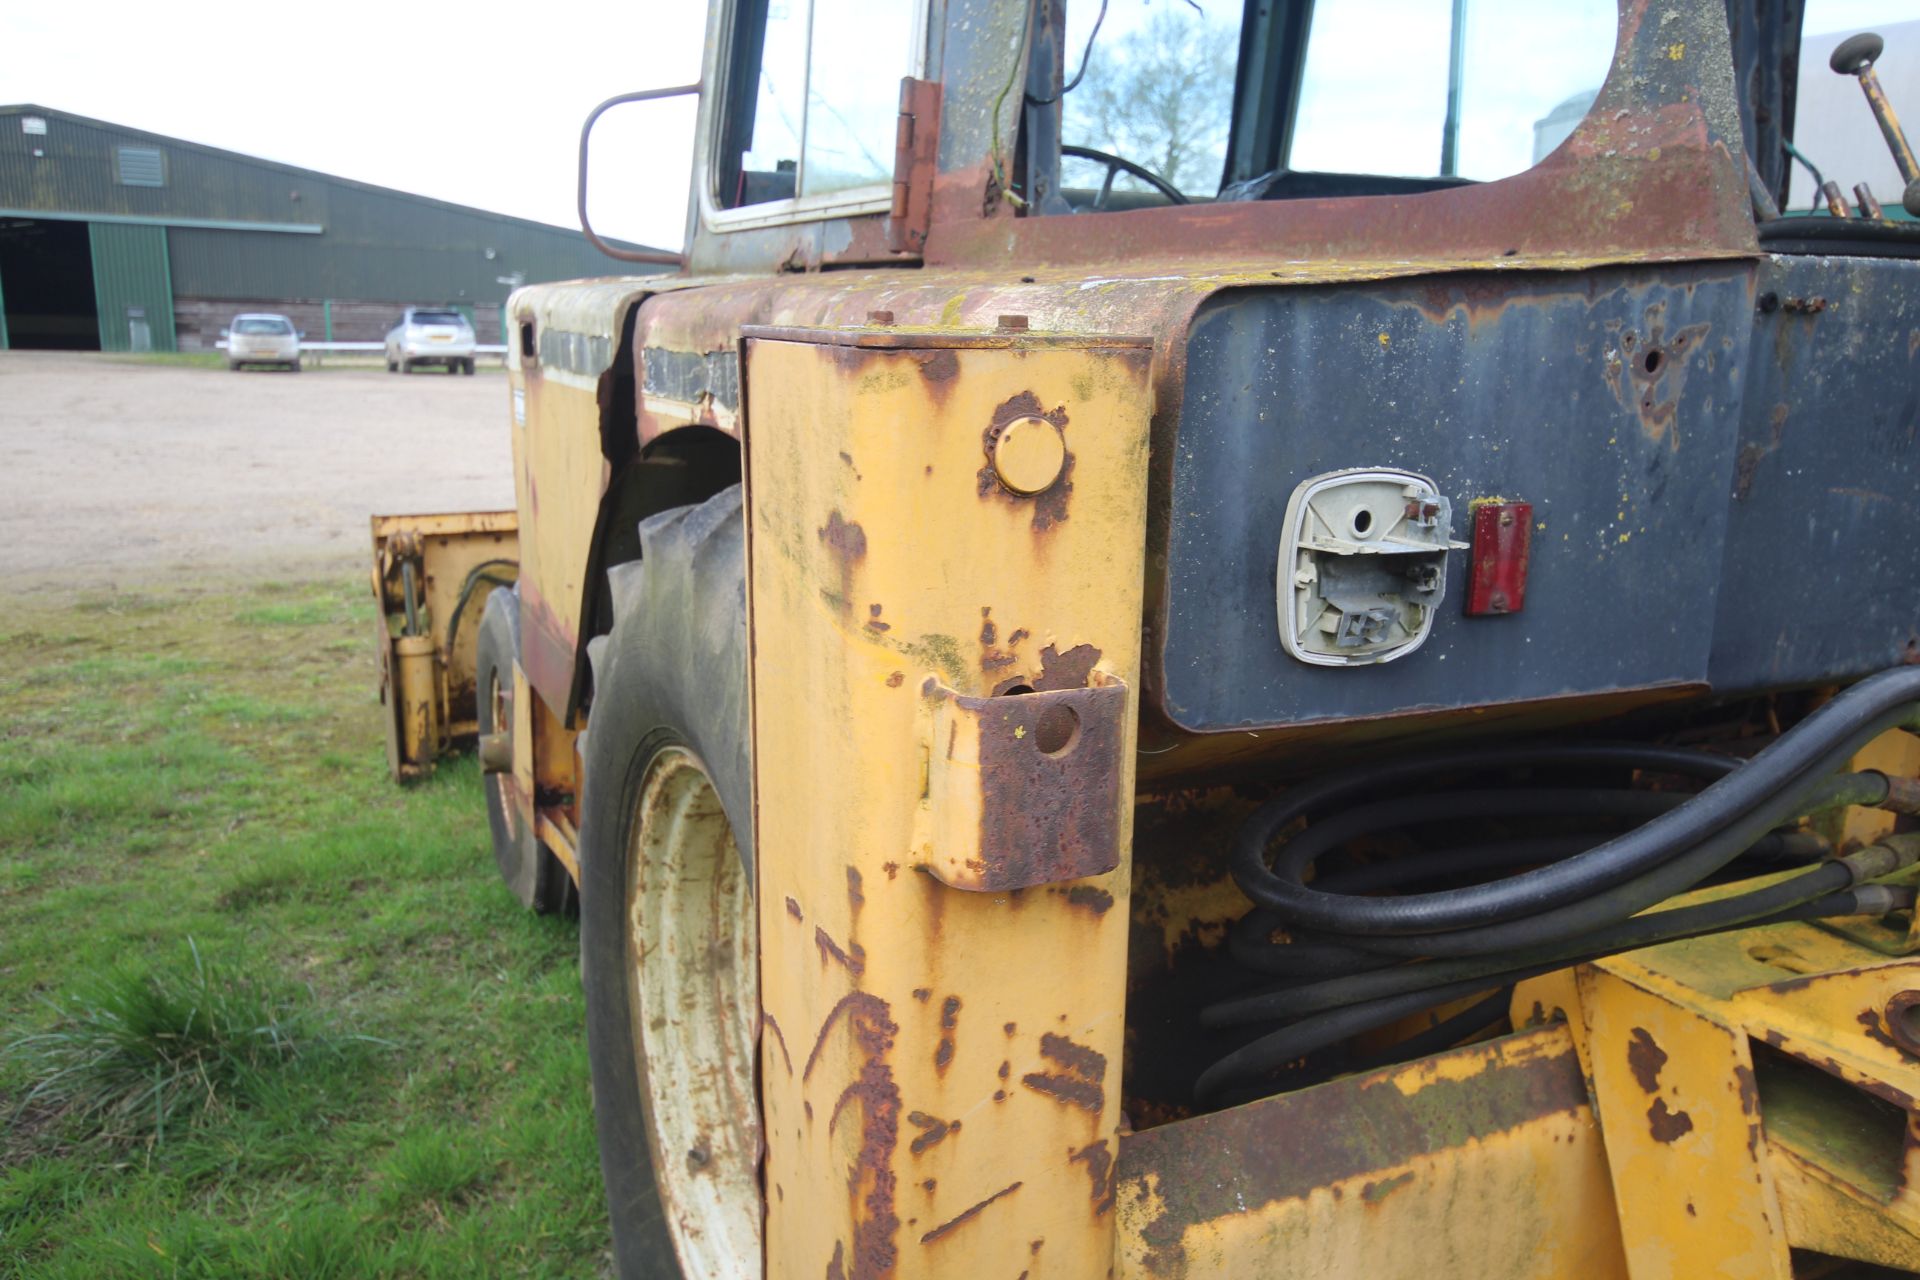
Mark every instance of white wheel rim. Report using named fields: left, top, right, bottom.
left=626, top=746, right=761, bottom=1279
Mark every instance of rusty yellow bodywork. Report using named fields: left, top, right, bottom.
left=744, top=327, right=1151, bottom=1278
left=369, top=510, right=518, bottom=780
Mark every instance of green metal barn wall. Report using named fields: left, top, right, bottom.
left=0, top=105, right=665, bottom=341
left=88, top=223, right=175, bottom=352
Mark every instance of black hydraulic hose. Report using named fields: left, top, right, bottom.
left=1233, top=668, right=1920, bottom=935
left=1193, top=884, right=1913, bottom=1103
left=1229, top=821, right=1836, bottom=977
left=1206, top=852, right=1870, bottom=1029
left=1313, top=825, right=1824, bottom=896
left=1312, top=832, right=1647, bottom=895
left=1305, top=771, right=1885, bottom=960
left=1341, top=986, right=1515, bottom=1074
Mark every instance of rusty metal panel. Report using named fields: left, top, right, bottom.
left=1157, top=262, right=1754, bottom=734
left=1578, top=966, right=1793, bottom=1279
left=744, top=325, right=1151, bottom=1279
left=1114, top=1026, right=1628, bottom=1280
left=923, top=675, right=1126, bottom=891
left=927, top=0, right=1755, bottom=269
left=1556, top=906, right=1920, bottom=1272
left=887, top=79, right=942, bottom=256
left=1709, top=253, right=1920, bottom=687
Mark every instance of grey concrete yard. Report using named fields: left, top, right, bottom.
left=0, top=352, right=516, bottom=590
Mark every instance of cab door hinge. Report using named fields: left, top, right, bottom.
left=887, top=77, right=942, bottom=255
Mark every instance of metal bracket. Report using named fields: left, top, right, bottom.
left=887, top=78, right=942, bottom=255
left=920, top=672, right=1126, bottom=891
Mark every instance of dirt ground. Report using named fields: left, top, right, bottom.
left=0, top=352, right=516, bottom=591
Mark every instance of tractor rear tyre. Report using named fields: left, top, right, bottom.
left=475, top=587, right=570, bottom=913
left=578, top=485, right=758, bottom=1280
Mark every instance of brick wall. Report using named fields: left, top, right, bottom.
left=173, top=296, right=505, bottom=351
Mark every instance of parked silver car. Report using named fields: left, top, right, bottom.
left=385, top=307, right=476, bottom=375
left=223, top=314, right=301, bottom=371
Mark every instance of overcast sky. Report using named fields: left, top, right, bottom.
left=2, top=0, right=1911, bottom=255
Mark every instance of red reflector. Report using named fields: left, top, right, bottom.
left=1465, top=501, right=1532, bottom=616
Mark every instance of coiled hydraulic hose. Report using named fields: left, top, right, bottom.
left=1198, top=666, right=1920, bottom=1104
left=1231, top=667, right=1920, bottom=936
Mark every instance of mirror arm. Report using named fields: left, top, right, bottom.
left=578, top=84, right=701, bottom=266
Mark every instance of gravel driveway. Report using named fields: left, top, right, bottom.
left=0, top=353, right=516, bottom=590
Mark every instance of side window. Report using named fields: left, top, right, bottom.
left=718, top=0, right=921, bottom=210
left=1288, top=1, right=1617, bottom=181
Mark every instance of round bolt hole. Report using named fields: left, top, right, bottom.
left=1643, top=348, right=1663, bottom=374
left=1351, top=508, right=1374, bottom=537
left=1887, top=991, right=1920, bottom=1057
left=1034, top=704, right=1080, bottom=756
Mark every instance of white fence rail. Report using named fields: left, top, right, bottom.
left=214, top=340, right=509, bottom=366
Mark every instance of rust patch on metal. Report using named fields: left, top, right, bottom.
left=886, top=671, right=904, bottom=688
left=1601, top=310, right=1712, bottom=449
left=977, top=391, right=1074, bottom=531
left=1733, top=1063, right=1758, bottom=1116
left=934, top=995, right=961, bottom=1075
left=1061, top=885, right=1114, bottom=915
left=817, top=510, right=867, bottom=617
left=803, top=991, right=894, bottom=1081
left=1858, top=1007, right=1901, bottom=1052
left=914, top=348, right=959, bottom=398
left=866, top=604, right=891, bottom=634
left=847, top=866, right=865, bottom=909
left=907, top=1110, right=961, bottom=1155
left=1360, top=1170, right=1415, bottom=1204
left=980, top=610, right=997, bottom=647
left=786, top=896, right=804, bottom=921
left=919, top=1181, right=1023, bottom=1245
left=1070, top=1139, right=1116, bottom=1215
left=763, top=1011, right=794, bottom=1076
left=1647, top=1098, right=1694, bottom=1143
left=804, top=991, right=901, bottom=1280
left=959, top=680, right=1126, bottom=890
left=1121, top=1029, right=1590, bottom=1275
left=1020, top=1032, right=1106, bottom=1113
left=815, top=927, right=867, bottom=976
left=1034, top=643, right=1101, bottom=692
left=1626, top=1026, right=1668, bottom=1093
left=827, top=1240, right=845, bottom=1280
left=913, top=987, right=931, bottom=1003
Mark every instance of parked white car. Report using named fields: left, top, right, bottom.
left=385, top=308, right=477, bottom=375
left=223, top=314, right=301, bottom=371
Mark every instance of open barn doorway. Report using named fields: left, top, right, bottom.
left=0, top=219, right=100, bottom=350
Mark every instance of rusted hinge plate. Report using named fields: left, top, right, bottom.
left=922, top=673, right=1126, bottom=891
left=887, top=77, right=942, bottom=255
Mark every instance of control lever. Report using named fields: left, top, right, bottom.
left=1829, top=32, right=1920, bottom=216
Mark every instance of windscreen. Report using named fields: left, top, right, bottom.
left=234, top=317, right=292, bottom=335
left=411, top=311, right=466, bottom=327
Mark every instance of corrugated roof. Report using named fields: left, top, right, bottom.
left=0, top=103, right=665, bottom=253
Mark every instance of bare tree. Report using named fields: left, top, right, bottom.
left=1066, top=5, right=1238, bottom=193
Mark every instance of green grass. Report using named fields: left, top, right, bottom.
left=0, top=576, right=603, bottom=1277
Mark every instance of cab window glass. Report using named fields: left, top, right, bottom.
left=1288, top=0, right=1616, bottom=180
left=719, top=0, right=920, bottom=209
left=1057, top=0, right=1244, bottom=204
left=802, top=0, right=918, bottom=196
